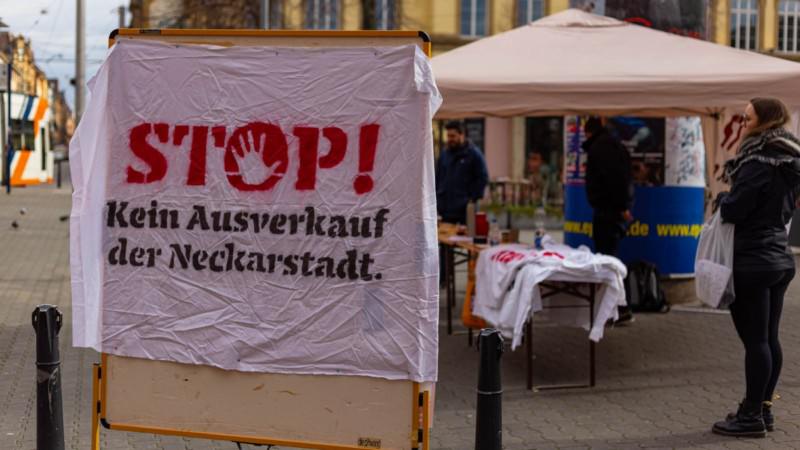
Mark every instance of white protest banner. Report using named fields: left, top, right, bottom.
left=70, top=39, right=441, bottom=382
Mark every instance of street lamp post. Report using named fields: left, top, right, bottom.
left=75, top=0, right=85, bottom=122
left=1, top=23, right=12, bottom=194
left=4, top=58, right=9, bottom=194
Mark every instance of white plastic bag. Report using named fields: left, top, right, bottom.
left=695, top=211, right=735, bottom=308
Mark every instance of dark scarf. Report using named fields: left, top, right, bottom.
left=721, top=127, right=800, bottom=184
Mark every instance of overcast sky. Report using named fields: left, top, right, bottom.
left=1, top=0, right=123, bottom=111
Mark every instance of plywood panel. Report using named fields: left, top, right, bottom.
left=104, top=355, right=417, bottom=449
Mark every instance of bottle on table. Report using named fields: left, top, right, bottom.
left=534, top=207, right=547, bottom=249
left=488, top=219, right=502, bottom=246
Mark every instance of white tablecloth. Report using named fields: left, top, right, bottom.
left=474, top=237, right=628, bottom=349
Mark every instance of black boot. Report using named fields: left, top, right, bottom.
left=762, top=401, right=774, bottom=432
left=713, top=400, right=766, bottom=438
left=724, top=401, right=774, bottom=432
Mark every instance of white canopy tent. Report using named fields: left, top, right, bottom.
left=433, top=8, right=800, bottom=118
left=432, top=8, right=800, bottom=196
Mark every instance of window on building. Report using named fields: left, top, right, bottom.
left=464, top=118, right=486, bottom=153
left=517, top=0, right=544, bottom=26
left=780, top=0, right=800, bottom=53
left=305, top=0, right=339, bottom=30
left=525, top=117, right=564, bottom=207
left=568, top=0, right=605, bottom=14
left=374, top=0, right=397, bottom=30
left=730, top=0, right=759, bottom=50
left=265, top=0, right=284, bottom=28
left=10, top=120, right=34, bottom=152
left=460, top=0, right=487, bottom=37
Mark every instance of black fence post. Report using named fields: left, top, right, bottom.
left=56, top=160, right=62, bottom=189
left=32, top=305, right=65, bottom=450
left=475, top=328, right=503, bottom=450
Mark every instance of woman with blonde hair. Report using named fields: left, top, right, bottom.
left=714, top=98, right=800, bottom=437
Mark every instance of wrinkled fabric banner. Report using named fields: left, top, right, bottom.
left=70, top=40, right=441, bottom=382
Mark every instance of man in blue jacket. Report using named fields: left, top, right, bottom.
left=436, top=121, right=489, bottom=224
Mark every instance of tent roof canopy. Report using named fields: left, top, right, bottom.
left=432, top=9, right=800, bottom=118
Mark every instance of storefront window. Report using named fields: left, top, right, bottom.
left=266, top=0, right=284, bottom=28
left=569, top=0, right=606, bottom=15
left=305, top=0, right=340, bottom=30
left=517, top=0, right=544, bottom=26
left=10, top=120, right=34, bottom=151
left=464, top=118, right=485, bottom=154
left=779, top=0, right=800, bottom=53
left=730, top=0, right=759, bottom=50
left=460, top=0, right=487, bottom=37
left=602, top=0, right=707, bottom=39
left=374, top=0, right=397, bottom=30
left=525, top=117, right=564, bottom=207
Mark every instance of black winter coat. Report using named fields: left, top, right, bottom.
left=583, top=129, right=634, bottom=216
left=720, top=142, right=800, bottom=272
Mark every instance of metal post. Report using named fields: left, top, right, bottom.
left=32, top=305, right=65, bottom=450
left=75, top=0, right=85, bottom=123
left=475, top=329, right=503, bottom=450
left=6, top=61, right=11, bottom=194
left=0, top=76, right=5, bottom=191
left=56, top=159, right=62, bottom=188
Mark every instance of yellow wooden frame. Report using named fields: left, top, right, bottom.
left=93, top=355, right=431, bottom=450
left=90, top=28, right=434, bottom=450
left=109, top=28, right=431, bottom=57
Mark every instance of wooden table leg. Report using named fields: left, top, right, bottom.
left=447, top=245, right=454, bottom=335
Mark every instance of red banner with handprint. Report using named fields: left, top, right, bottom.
left=70, top=39, right=442, bottom=382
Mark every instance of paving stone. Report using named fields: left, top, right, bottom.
left=5, top=185, right=800, bottom=449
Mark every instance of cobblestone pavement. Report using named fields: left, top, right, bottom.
left=3, top=186, right=800, bottom=449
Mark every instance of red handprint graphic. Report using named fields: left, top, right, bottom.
left=224, top=122, right=289, bottom=192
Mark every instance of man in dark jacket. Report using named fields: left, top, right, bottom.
left=436, top=121, right=489, bottom=224
left=584, top=117, right=634, bottom=255
left=584, top=117, right=635, bottom=323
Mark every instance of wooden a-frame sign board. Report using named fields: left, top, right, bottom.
left=91, top=28, right=434, bottom=450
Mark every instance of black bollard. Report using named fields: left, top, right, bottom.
left=32, top=305, right=65, bottom=450
left=475, top=328, right=503, bottom=450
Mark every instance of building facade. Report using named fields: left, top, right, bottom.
left=126, top=1, right=800, bottom=56
left=126, top=0, right=800, bottom=181
left=47, top=79, right=75, bottom=150
left=0, top=32, right=72, bottom=186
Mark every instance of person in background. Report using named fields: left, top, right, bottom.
left=527, top=151, right=552, bottom=206
left=713, top=97, right=800, bottom=438
left=632, top=161, right=653, bottom=187
left=435, top=121, right=489, bottom=224
left=583, top=116, right=635, bottom=324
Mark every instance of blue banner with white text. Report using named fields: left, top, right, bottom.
left=564, top=185, right=705, bottom=276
